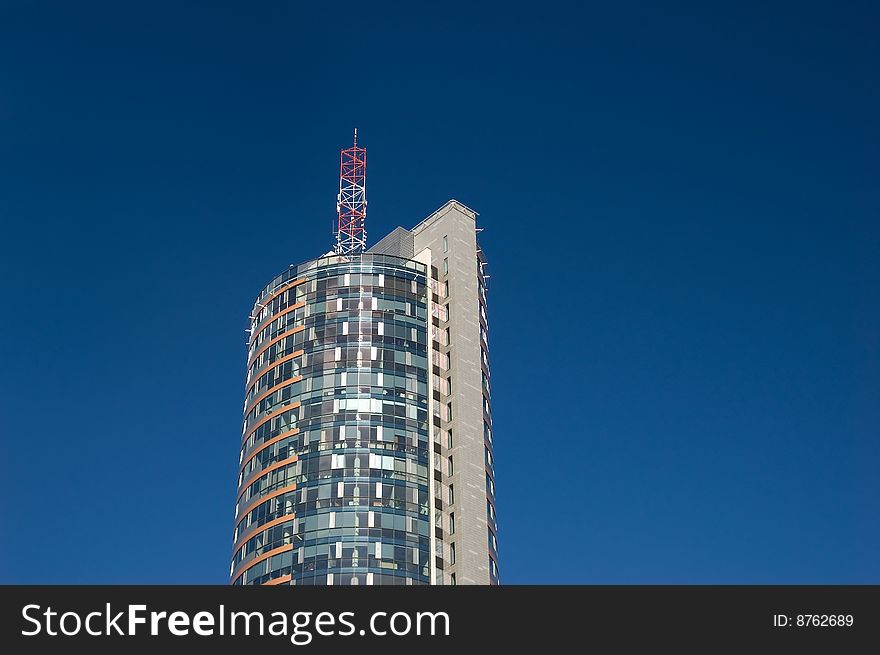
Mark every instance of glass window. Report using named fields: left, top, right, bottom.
left=442, top=235, right=448, bottom=252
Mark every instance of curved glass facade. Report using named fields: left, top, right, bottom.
left=231, top=253, right=431, bottom=586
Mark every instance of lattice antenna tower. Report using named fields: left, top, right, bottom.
left=335, top=129, right=367, bottom=254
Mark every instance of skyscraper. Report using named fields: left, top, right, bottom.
left=230, top=136, right=497, bottom=585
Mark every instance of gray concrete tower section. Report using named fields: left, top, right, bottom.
left=371, top=200, right=496, bottom=585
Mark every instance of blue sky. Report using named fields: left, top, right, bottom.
left=0, top=0, right=877, bottom=583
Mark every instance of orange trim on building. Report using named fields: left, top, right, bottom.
left=263, top=277, right=306, bottom=305
left=244, top=375, right=303, bottom=418
left=236, top=483, right=298, bottom=528
left=240, top=428, right=300, bottom=474
left=232, top=543, right=294, bottom=581
left=248, top=324, right=306, bottom=369
left=263, top=575, right=291, bottom=586
left=240, top=402, right=301, bottom=445
left=237, top=454, right=300, bottom=501
left=250, top=301, right=306, bottom=346
left=233, top=514, right=297, bottom=555
left=245, top=350, right=305, bottom=399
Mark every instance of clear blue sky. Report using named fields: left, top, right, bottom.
left=0, top=1, right=877, bottom=583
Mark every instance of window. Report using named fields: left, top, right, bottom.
left=447, top=455, right=454, bottom=476
left=442, top=258, right=448, bottom=275
left=432, top=350, right=449, bottom=370
left=487, top=500, right=495, bottom=523
left=447, top=429, right=453, bottom=448
left=449, top=512, right=455, bottom=534
left=448, top=485, right=455, bottom=505
left=486, top=472, right=494, bottom=496
left=447, top=403, right=453, bottom=422
left=442, top=235, right=448, bottom=252
left=449, top=542, right=456, bottom=564
left=489, top=556, right=498, bottom=579
left=450, top=573, right=456, bottom=586
left=488, top=528, right=497, bottom=552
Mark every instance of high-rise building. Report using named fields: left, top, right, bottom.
left=230, top=137, right=497, bottom=586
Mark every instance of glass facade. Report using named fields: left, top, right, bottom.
left=231, top=253, right=432, bottom=586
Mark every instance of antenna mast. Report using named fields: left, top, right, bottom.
left=335, top=129, right=367, bottom=254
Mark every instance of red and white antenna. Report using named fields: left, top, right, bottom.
left=335, top=129, right=367, bottom=254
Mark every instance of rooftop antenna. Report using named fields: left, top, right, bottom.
left=335, top=129, right=367, bottom=254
